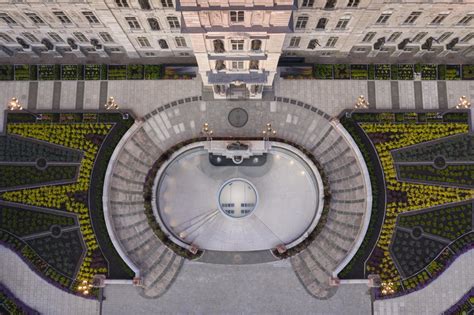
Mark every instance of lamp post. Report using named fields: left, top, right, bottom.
left=262, top=123, right=276, bottom=142
left=456, top=95, right=471, bottom=109
left=380, top=281, right=395, bottom=296
left=77, top=279, right=93, bottom=296
left=7, top=97, right=41, bottom=120
left=346, top=95, right=370, bottom=118
left=104, top=96, right=129, bottom=119
left=201, top=122, right=213, bottom=141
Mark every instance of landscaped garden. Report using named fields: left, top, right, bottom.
left=280, top=64, right=472, bottom=80
left=0, top=112, right=135, bottom=297
left=0, top=282, right=39, bottom=315
left=338, top=111, right=474, bottom=299
left=443, top=287, right=474, bottom=314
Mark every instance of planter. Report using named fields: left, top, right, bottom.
left=313, top=64, right=333, bottom=79
left=108, top=65, right=127, bottom=80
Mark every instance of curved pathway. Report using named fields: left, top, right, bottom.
left=0, top=245, right=99, bottom=315
left=374, top=249, right=474, bottom=315
left=104, top=97, right=372, bottom=299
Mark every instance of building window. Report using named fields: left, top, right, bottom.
left=0, top=13, right=17, bottom=24
left=412, top=32, right=427, bottom=43
left=230, top=11, right=244, bottom=23
left=316, top=18, right=328, bottom=30
left=231, top=61, right=244, bottom=70
left=126, top=17, right=141, bottom=29
left=457, top=14, right=473, bottom=25
left=289, top=37, right=301, bottom=48
left=231, top=39, right=244, bottom=50
left=251, top=39, right=262, bottom=51
left=346, top=0, right=359, bottom=7
left=53, top=11, right=72, bottom=24
left=295, top=16, right=309, bottom=29
left=158, top=39, right=169, bottom=49
left=335, top=16, right=350, bottom=29
left=387, top=32, right=401, bottom=42
left=324, top=0, right=336, bottom=9
left=215, top=60, right=226, bottom=70
left=73, top=32, right=88, bottom=42
left=147, top=18, right=160, bottom=30
left=161, top=0, right=173, bottom=7
left=138, top=0, right=152, bottom=10
left=115, top=0, right=129, bottom=7
left=403, top=11, right=421, bottom=24
left=22, top=32, right=39, bottom=43
left=249, top=60, right=259, bottom=70
left=376, top=13, right=391, bottom=24
left=25, top=13, right=45, bottom=24
left=137, top=37, right=151, bottom=47
left=175, top=36, right=187, bottom=47
left=213, top=39, right=225, bottom=53
left=301, top=0, right=314, bottom=7
left=437, top=32, right=452, bottom=43
left=460, top=33, right=474, bottom=43
left=362, top=32, right=376, bottom=43
left=167, top=16, right=180, bottom=29
left=48, top=32, right=64, bottom=42
left=325, top=36, right=338, bottom=47
left=431, top=14, right=448, bottom=25
left=0, top=32, right=14, bottom=42
left=307, top=39, right=319, bottom=49
left=82, top=12, right=100, bottom=24
left=99, top=32, right=114, bottom=43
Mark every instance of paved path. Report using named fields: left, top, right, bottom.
left=103, top=260, right=372, bottom=314
left=374, top=249, right=474, bottom=315
left=0, top=245, right=99, bottom=315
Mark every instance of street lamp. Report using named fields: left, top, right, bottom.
left=104, top=96, right=129, bottom=119
left=380, top=281, right=395, bottom=295
left=456, top=95, right=471, bottom=109
left=355, top=95, right=370, bottom=109
left=201, top=122, right=213, bottom=141
left=262, top=123, right=276, bottom=141
left=7, top=97, right=41, bottom=120
left=77, top=279, right=93, bottom=295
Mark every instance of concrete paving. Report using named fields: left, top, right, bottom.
left=102, top=260, right=372, bottom=315
left=0, top=245, right=99, bottom=315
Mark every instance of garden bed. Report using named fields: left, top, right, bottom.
left=334, top=64, right=350, bottom=79
left=61, top=65, right=79, bottom=80
left=107, top=65, right=127, bottom=80
left=374, top=65, right=391, bottom=80
left=0, top=165, right=78, bottom=190
left=350, top=64, right=368, bottom=80
left=462, top=64, right=474, bottom=80
left=126, top=64, right=144, bottom=80
left=0, top=282, right=39, bottom=315
left=313, top=64, right=333, bottom=79
left=37, top=65, right=61, bottom=81
left=0, top=65, right=14, bottom=81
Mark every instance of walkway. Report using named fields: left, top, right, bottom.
left=0, top=245, right=99, bottom=315
left=102, top=260, right=372, bottom=314
left=374, top=249, right=474, bottom=315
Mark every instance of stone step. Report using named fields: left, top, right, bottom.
left=141, top=253, right=184, bottom=298
left=123, top=140, right=156, bottom=167
left=132, top=127, right=163, bottom=156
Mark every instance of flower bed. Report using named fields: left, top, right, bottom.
left=126, top=64, right=144, bottom=80
left=461, top=64, right=474, bottom=80
left=0, top=165, right=78, bottom=189
left=445, top=65, right=461, bottom=80
left=37, top=65, right=61, bottom=81
left=443, top=287, right=474, bottom=314
left=334, top=64, right=350, bottom=79
left=419, top=64, right=437, bottom=80
left=107, top=65, right=127, bottom=80
left=0, top=65, right=14, bottom=81
left=14, top=65, right=31, bottom=81
left=313, top=64, right=333, bottom=79
left=397, top=64, right=414, bottom=80
left=84, top=65, right=101, bottom=80
left=375, top=64, right=391, bottom=80
left=350, top=64, right=368, bottom=80
left=390, top=64, right=399, bottom=80
left=396, top=164, right=474, bottom=188
left=144, top=65, right=162, bottom=80
left=0, top=205, right=75, bottom=237
left=61, top=65, right=79, bottom=80
left=0, top=114, right=135, bottom=294
left=343, top=112, right=472, bottom=298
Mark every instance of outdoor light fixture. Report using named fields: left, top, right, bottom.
left=77, top=280, right=93, bottom=295
left=262, top=123, right=276, bottom=141
left=456, top=95, right=471, bottom=109
left=7, top=97, right=23, bottom=111
left=355, top=95, right=370, bottom=109
left=201, top=122, right=213, bottom=140
left=380, top=281, right=395, bottom=295
left=104, top=96, right=129, bottom=119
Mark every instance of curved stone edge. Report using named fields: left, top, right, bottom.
left=330, top=119, right=373, bottom=278
left=137, top=257, right=185, bottom=299
left=102, top=121, right=142, bottom=276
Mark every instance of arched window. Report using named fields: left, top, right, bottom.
left=158, top=39, right=169, bottom=49
left=138, top=0, right=151, bottom=10
left=251, top=39, right=261, bottom=51
left=215, top=60, right=226, bottom=70
left=316, top=18, right=327, bottom=30
left=148, top=18, right=160, bottom=30
left=324, top=0, right=336, bottom=9
left=213, top=39, right=225, bottom=53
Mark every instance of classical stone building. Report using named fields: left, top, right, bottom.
left=0, top=0, right=473, bottom=97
